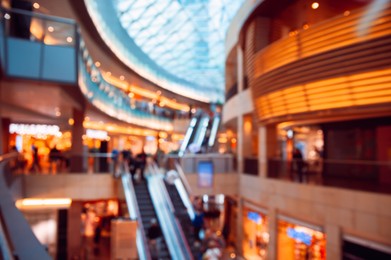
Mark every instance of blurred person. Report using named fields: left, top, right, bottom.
left=147, top=218, right=162, bottom=260
left=29, top=145, right=41, bottom=173
left=292, top=148, right=305, bottom=183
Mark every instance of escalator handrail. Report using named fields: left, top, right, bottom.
left=147, top=166, right=193, bottom=260
left=0, top=152, right=51, bottom=260
left=174, top=161, right=193, bottom=196
left=119, top=162, right=151, bottom=260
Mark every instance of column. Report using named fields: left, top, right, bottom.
left=237, top=45, right=244, bottom=92
left=236, top=197, right=244, bottom=256
left=67, top=202, right=83, bottom=259
left=259, top=126, right=267, bottom=177
left=1, top=118, right=11, bottom=154
left=267, top=208, right=278, bottom=260
left=70, top=108, right=85, bottom=173
left=325, top=224, right=341, bottom=260
left=259, top=124, right=278, bottom=178
left=237, top=115, right=244, bottom=173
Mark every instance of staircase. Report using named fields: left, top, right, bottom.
left=133, top=180, right=171, bottom=259
left=164, top=180, right=201, bottom=259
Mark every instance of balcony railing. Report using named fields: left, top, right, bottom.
left=268, top=158, right=391, bottom=194
left=0, top=7, right=178, bottom=131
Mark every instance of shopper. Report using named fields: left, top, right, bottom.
left=147, top=218, right=162, bottom=260
left=292, top=148, right=305, bottom=182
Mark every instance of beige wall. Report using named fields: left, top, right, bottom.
left=23, top=174, right=122, bottom=200
left=186, top=173, right=238, bottom=197
left=222, top=88, right=254, bottom=124
left=239, top=175, right=391, bottom=258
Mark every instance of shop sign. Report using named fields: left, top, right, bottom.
left=247, top=211, right=262, bottom=223
left=287, top=227, right=312, bottom=245
left=86, top=129, right=108, bottom=140
left=9, top=123, right=60, bottom=136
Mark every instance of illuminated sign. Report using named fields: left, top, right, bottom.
left=86, top=129, right=108, bottom=140
left=287, top=227, right=312, bottom=245
left=247, top=212, right=262, bottom=223
left=9, top=124, right=60, bottom=136
left=198, top=161, right=213, bottom=188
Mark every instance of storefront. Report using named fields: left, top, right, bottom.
left=9, top=123, right=71, bottom=174
left=242, top=205, right=269, bottom=259
left=277, top=218, right=326, bottom=260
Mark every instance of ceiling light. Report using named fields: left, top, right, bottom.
left=120, top=75, right=125, bottom=80
left=106, top=71, right=111, bottom=76
left=4, top=13, right=10, bottom=20
left=66, top=37, right=73, bottom=43
left=311, top=2, right=319, bottom=9
left=33, top=3, right=40, bottom=9
left=48, top=26, right=54, bottom=32
left=95, top=61, right=101, bottom=67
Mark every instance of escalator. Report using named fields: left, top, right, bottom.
left=133, top=180, right=171, bottom=259
left=164, top=180, right=202, bottom=259
left=179, top=113, right=221, bottom=156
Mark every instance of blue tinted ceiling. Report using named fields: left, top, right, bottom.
left=113, top=0, right=244, bottom=103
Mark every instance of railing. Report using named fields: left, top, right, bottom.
left=268, top=158, right=391, bottom=194
left=244, top=156, right=258, bottom=176
left=0, top=153, right=51, bottom=260
left=0, top=7, right=179, bottom=130
left=225, top=82, right=238, bottom=101
left=147, top=165, right=193, bottom=260
left=0, top=7, right=78, bottom=83
left=119, top=162, right=151, bottom=260
left=79, top=39, right=174, bottom=131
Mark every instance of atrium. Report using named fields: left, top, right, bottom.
left=0, top=0, right=390, bottom=259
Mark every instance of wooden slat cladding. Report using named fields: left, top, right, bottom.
left=254, top=35, right=391, bottom=96
left=253, top=6, right=391, bottom=77
left=250, top=5, right=391, bottom=123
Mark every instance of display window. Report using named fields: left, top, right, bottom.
left=243, top=207, right=269, bottom=259
left=9, top=123, right=71, bottom=174
left=278, top=220, right=326, bottom=260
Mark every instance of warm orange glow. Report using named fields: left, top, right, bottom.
left=254, top=5, right=391, bottom=77
left=83, top=120, right=158, bottom=137
left=16, top=198, right=72, bottom=209
left=257, top=68, right=391, bottom=120
left=311, top=2, right=319, bottom=10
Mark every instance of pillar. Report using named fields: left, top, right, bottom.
left=70, top=108, right=85, bottom=173
left=1, top=118, right=11, bottom=154
left=325, top=224, right=341, bottom=260
left=266, top=208, right=278, bottom=260
left=259, top=124, right=278, bottom=177
left=67, top=201, right=83, bottom=260
left=237, top=115, right=244, bottom=173
left=236, top=197, right=244, bottom=256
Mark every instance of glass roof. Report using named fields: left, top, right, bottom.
left=113, top=0, right=245, bottom=103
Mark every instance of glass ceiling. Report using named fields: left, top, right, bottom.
left=112, top=0, right=245, bottom=103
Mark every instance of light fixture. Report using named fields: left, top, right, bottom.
left=128, top=92, right=134, bottom=98
left=311, top=2, right=319, bottom=9
left=95, top=61, right=101, bottom=67
left=344, top=10, right=350, bottom=16
left=16, top=198, right=72, bottom=209
left=4, top=13, right=10, bottom=20
left=68, top=118, right=74, bottom=126
left=106, top=71, right=111, bottom=76
left=33, top=2, right=40, bottom=9
left=303, top=24, right=309, bottom=30
left=119, top=75, right=125, bottom=80
left=48, top=26, right=54, bottom=32
left=66, top=37, right=73, bottom=43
